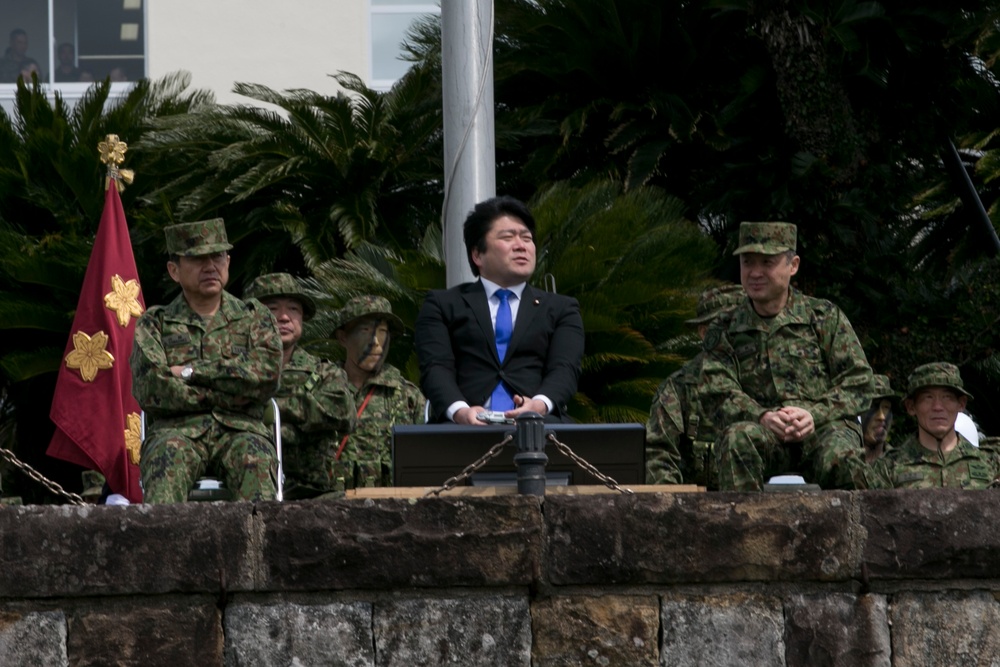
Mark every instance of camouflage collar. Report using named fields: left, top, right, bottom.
left=728, top=287, right=805, bottom=332
left=354, top=362, right=406, bottom=391
left=285, top=346, right=322, bottom=370
left=896, top=433, right=978, bottom=463
left=163, top=290, right=246, bottom=326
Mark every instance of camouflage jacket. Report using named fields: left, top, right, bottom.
left=700, top=287, right=874, bottom=431
left=131, top=291, right=282, bottom=438
left=869, top=434, right=1000, bottom=489
left=276, top=347, right=355, bottom=438
left=275, top=347, right=355, bottom=495
left=336, top=363, right=426, bottom=487
left=645, top=353, right=719, bottom=486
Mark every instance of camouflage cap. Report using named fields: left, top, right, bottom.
left=871, top=374, right=900, bottom=403
left=733, top=221, right=797, bottom=255
left=164, top=218, right=233, bottom=257
left=686, top=284, right=746, bottom=325
left=906, top=362, right=973, bottom=400
left=336, top=295, right=403, bottom=335
left=244, top=273, right=317, bottom=321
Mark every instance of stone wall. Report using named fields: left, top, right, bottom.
left=1, top=490, right=999, bottom=666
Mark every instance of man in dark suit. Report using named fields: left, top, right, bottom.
left=415, top=196, right=585, bottom=424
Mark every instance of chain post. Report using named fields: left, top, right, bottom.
left=513, top=411, right=547, bottom=496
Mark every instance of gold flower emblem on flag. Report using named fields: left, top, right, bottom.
left=124, top=412, right=142, bottom=465
left=104, top=274, right=144, bottom=327
left=98, top=135, right=127, bottom=165
left=64, top=331, right=114, bottom=382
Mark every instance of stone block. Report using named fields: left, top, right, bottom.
left=224, top=601, right=373, bottom=666
left=0, top=503, right=255, bottom=597
left=860, top=490, right=1000, bottom=580
left=0, top=610, right=67, bottom=666
left=545, top=492, right=858, bottom=584
left=65, top=597, right=223, bottom=667
left=257, top=496, right=542, bottom=590
left=889, top=590, right=1000, bottom=666
left=661, top=593, right=785, bottom=667
left=783, top=593, right=890, bottom=667
left=373, top=596, right=530, bottom=666
left=531, top=595, right=658, bottom=667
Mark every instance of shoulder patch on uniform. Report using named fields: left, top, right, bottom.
left=969, top=461, right=992, bottom=481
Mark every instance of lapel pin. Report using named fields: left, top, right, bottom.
left=533, top=299, right=540, bottom=306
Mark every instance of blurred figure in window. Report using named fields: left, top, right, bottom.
left=1, top=28, right=32, bottom=82
left=54, top=43, right=81, bottom=82
left=108, top=66, right=128, bottom=82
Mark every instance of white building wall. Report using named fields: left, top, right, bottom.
left=146, top=0, right=369, bottom=104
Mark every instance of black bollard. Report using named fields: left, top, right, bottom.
left=513, top=411, right=548, bottom=496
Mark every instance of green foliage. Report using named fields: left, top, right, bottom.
left=136, top=66, right=444, bottom=295
left=530, top=181, right=718, bottom=422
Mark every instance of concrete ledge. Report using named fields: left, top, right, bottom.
left=1, top=491, right=1000, bottom=666
left=544, top=491, right=860, bottom=584
left=2, top=490, right=1000, bottom=599
left=256, top=495, right=543, bottom=590
left=0, top=503, right=254, bottom=598
left=860, top=489, right=1000, bottom=580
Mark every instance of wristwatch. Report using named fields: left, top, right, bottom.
left=180, top=364, right=194, bottom=381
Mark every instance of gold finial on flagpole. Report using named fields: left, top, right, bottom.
left=98, top=134, right=135, bottom=192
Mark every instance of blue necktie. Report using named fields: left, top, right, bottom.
left=491, top=289, right=515, bottom=411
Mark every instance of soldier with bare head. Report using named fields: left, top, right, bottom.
left=131, top=219, right=282, bottom=503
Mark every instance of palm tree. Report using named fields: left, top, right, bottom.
left=135, top=66, right=444, bottom=293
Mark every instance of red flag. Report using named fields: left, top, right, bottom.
left=47, top=184, right=145, bottom=503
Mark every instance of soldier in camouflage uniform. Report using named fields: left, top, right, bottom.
left=860, top=374, right=899, bottom=464
left=331, top=296, right=425, bottom=489
left=131, top=219, right=282, bottom=503
left=868, top=363, right=1000, bottom=489
left=244, top=273, right=355, bottom=499
left=646, top=284, right=745, bottom=487
left=701, top=222, right=875, bottom=491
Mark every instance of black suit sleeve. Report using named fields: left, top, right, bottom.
left=415, top=290, right=468, bottom=421
left=529, top=294, right=584, bottom=415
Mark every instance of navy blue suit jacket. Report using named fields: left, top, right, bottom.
left=415, top=281, right=584, bottom=423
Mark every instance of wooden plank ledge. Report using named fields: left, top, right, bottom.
left=346, top=484, right=704, bottom=498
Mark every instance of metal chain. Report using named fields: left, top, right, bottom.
left=0, top=447, right=87, bottom=506
left=547, top=433, right=634, bottom=495
left=424, top=434, right=514, bottom=497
